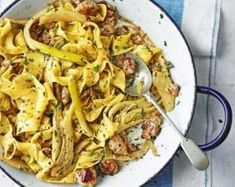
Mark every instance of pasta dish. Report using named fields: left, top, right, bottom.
left=0, top=0, right=179, bottom=186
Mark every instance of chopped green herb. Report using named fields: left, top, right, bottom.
left=89, top=150, right=95, bottom=157
left=35, top=74, right=40, bottom=80
left=114, top=45, right=120, bottom=49
left=123, top=45, right=129, bottom=49
left=164, top=41, right=167, bottom=46
left=141, top=107, right=145, bottom=117
left=155, top=63, right=161, bottom=70
left=29, top=58, right=34, bottom=62
left=176, top=100, right=180, bottom=105
left=24, top=57, right=29, bottom=65
left=45, top=111, right=53, bottom=117
left=123, top=25, right=129, bottom=31
left=166, top=61, right=174, bottom=69
left=140, top=80, right=145, bottom=85
left=63, top=38, right=69, bottom=44
left=54, top=103, right=62, bottom=109
left=0, top=132, right=6, bottom=136
left=94, top=65, right=100, bottom=72
left=129, top=78, right=135, bottom=86
left=160, top=13, right=164, bottom=19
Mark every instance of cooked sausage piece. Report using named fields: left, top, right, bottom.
left=108, top=134, right=128, bottom=155
left=116, top=57, right=137, bottom=77
left=4, top=106, right=19, bottom=117
left=80, top=87, right=97, bottom=100
left=30, top=23, right=43, bottom=40
left=100, top=2, right=117, bottom=36
left=131, top=32, right=143, bottom=45
left=141, top=113, right=162, bottom=140
left=75, top=167, right=97, bottom=186
left=42, top=147, right=52, bottom=158
left=165, top=83, right=180, bottom=96
left=100, top=24, right=116, bottom=37
left=4, top=106, right=19, bottom=124
left=115, top=25, right=129, bottom=36
left=99, top=159, right=119, bottom=175
left=127, top=143, right=138, bottom=152
left=12, top=63, right=24, bottom=74
left=61, top=86, right=71, bottom=106
left=39, top=30, right=51, bottom=45
left=30, top=23, right=51, bottom=45
left=76, top=0, right=100, bottom=16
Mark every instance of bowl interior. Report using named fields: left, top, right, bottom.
left=0, top=0, right=196, bottom=186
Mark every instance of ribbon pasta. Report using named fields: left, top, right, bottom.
left=0, top=0, right=178, bottom=185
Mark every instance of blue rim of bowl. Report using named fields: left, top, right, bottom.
left=0, top=0, right=197, bottom=186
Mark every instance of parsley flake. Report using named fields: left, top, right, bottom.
left=166, top=61, right=174, bottom=69
left=63, top=38, right=69, bottom=44
left=141, top=108, right=145, bottom=117
left=89, top=150, right=95, bottom=157
left=94, top=65, right=100, bottom=72
left=24, top=57, right=29, bottom=65
left=129, top=78, right=135, bottom=87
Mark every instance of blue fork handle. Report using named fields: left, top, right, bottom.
left=196, top=86, right=232, bottom=151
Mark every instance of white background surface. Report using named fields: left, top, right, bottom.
left=0, top=0, right=235, bottom=187
left=209, top=1, right=235, bottom=186
left=173, top=1, right=235, bottom=187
